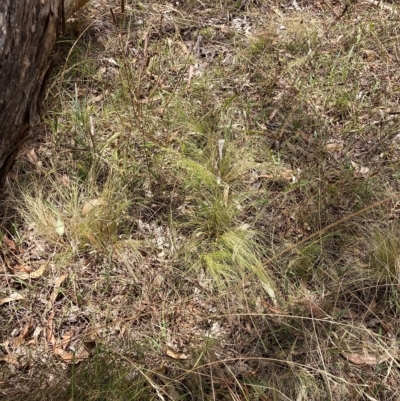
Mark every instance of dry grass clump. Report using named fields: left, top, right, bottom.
left=2, top=0, right=400, bottom=400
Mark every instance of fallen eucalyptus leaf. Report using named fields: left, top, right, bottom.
left=341, top=352, right=377, bottom=366
left=0, top=293, right=25, bottom=305
left=166, top=348, right=188, bottom=360
left=15, top=264, right=46, bottom=280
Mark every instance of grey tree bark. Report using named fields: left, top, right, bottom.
left=0, top=0, right=90, bottom=185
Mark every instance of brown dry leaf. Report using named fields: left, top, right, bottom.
left=82, top=198, right=106, bottom=215
left=54, top=347, right=74, bottom=362
left=297, top=130, right=315, bottom=143
left=138, top=96, right=162, bottom=104
left=30, top=326, right=43, bottom=346
left=14, top=322, right=32, bottom=346
left=359, top=166, right=370, bottom=177
left=3, top=235, right=17, bottom=250
left=75, top=345, right=91, bottom=361
left=13, top=264, right=32, bottom=274
left=58, top=332, right=72, bottom=349
left=280, top=168, right=295, bottom=181
left=0, top=354, right=19, bottom=365
left=363, top=49, right=379, bottom=62
left=54, top=344, right=90, bottom=364
left=15, top=264, right=46, bottom=280
left=166, top=348, right=188, bottom=360
left=26, top=148, right=38, bottom=164
left=326, top=142, right=343, bottom=153
left=351, top=160, right=370, bottom=177
left=177, top=41, right=189, bottom=54
left=266, top=305, right=283, bottom=314
left=53, top=273, right=69, bottom=290
left=341, top=352, right=378, bottom=366
left=0, top=293, right=25, bottom=305
left=89, top=93, right=104, bottom=103
left=47, top=312, right=56, bottom=346
left=46, top=273, right=69, bottom=312
left=268, top=108, right=278, bottom=121
left=27, top=264, right=46, bottom=278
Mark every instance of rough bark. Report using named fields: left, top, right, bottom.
left=0, top=0, right=90, bottom=185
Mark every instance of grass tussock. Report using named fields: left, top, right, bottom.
left=2, top=0, right=400, bottom=400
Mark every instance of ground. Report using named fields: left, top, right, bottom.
left=1, top=0, right=400, bottom=400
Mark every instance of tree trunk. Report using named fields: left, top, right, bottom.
left=0, top=0, right=90, bottom=185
